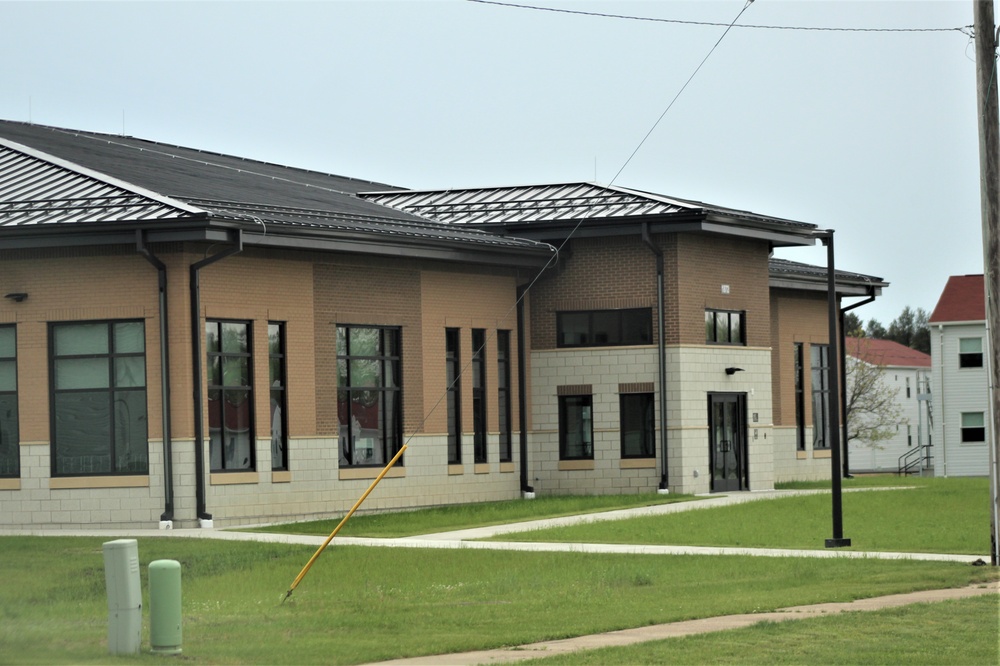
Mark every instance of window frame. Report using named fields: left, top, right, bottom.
left=337, top=325, right=403, bottom=468
left=49, top=319, right=148, bottom=477
left=960, top=411, right=986, bottom=443
left=0, top=325, right=18, bottom=478
left=472, top=329, right=488, bottom=464
left=268, top=322, right=289, bottom=471
left=559, top=393, right=594, bottom=461
left=959, top=337, right=984, bottom=369
left=556, top=308, right=652, bottom=348
left=794, top=342, right=805, bottom=451
left=206, top=320, right=256, bottom=472
left=705, top=309, right=746, bottom=346
left=811, top=343, right=831, bottom=450
left=497, top=330, right=513, bottom=463
left=445, top=328, right=462, bottom=465
left=619, top=392, right=655, bottom=459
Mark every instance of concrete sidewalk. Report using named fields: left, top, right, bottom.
left=366, top=582, right=999, bottom=666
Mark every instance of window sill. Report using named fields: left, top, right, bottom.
left=210, top=472, right=259, bottom=485
left=448, top=464, right=464, bottom=476
left=339, top=466, right=405, bottom=481
left=0, top=478, right=20, bottom=490
left=620, top=458, right=656, bottom=469
left=796, top=451, right=808, bottom=460
left=812, top=449, right=832, bottom=459
left=50, top=475, right=149, bottom=490
left=559, top=459, right=595, bottom=471
left=474, top=463, right=490, bottom=474
left=271, top=471, right=292, bottom=483
left=499, top=462, right=515, bottom=473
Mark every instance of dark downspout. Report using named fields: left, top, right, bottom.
left=136, top=231, right=174, bottom=523
left=516, top=284, right=533, bottom=494
left=822, top=230, right=850, bottom=548
left=641, top=224, right=669, bottom=491
left=191, top=232, right=243, bottom=523
left=839, top=289, right=877, bottom=479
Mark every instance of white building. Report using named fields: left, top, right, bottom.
left=929, top=274, right=991, bottom=477
left=845, top=337, right=931, bottom=475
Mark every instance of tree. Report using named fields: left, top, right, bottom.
left=865, top=318, right=888, bottom=339
left=844, top=312, right=864, bottom=337
left=885, top=306, right=931, bottom=354
left=844, top=338, right=906, bottom=448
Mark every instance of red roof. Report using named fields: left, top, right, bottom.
left=845, top=337, right=931, bottom=368
left=929, top=274, right=985, bottom=323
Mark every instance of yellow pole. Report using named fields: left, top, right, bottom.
left=281, top=444, right=407, bottom=603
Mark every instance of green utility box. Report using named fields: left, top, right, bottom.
left=102, top=539, right=142, bottom=655
left=148, top=559, right=182, bottom=655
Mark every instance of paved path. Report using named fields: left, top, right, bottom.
left=365, top=582, right=999, bottom=666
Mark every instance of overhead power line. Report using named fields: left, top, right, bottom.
left=467, top=0, right=971, bottom=34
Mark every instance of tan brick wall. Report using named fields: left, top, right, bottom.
left=673, top=235, right=772, bottom=346
left=769, top=288, right=832, bottom=428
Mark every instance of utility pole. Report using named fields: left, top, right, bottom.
left=973, top=0, right=1000, bottom=566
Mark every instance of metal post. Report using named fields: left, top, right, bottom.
left=822, top=231, right=850, bottom=548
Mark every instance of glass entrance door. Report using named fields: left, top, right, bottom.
left=709, top=393, right=748, bottom=492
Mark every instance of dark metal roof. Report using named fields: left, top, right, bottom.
left=0, top=122, right=555, bottom=264
left=362, top=182, right=819, bottom=247
left=769, top=257, right=887, bottom=296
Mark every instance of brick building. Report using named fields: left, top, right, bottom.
left=0, top=122, right=885, bottom=528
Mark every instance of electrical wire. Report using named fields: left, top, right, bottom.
left=610, top=0, right=754, bottom=186
left=467, top=0, right=970, bottom=34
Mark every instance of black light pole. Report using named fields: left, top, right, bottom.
left=822, top=230, right=851, bottom=548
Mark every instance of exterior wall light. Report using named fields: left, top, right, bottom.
left=4, top=293, right=27, bottom=303
left=725, top=367, right=744, bottom=375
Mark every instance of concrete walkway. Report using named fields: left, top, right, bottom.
left=366, top=582, right=999, bottom=666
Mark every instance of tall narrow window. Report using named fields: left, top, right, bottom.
left=794, top=343, right=805, bottom=451
left=620, top=392, right=654, bottom=458
left=811, top=344, right=830, bottom=450
left=445, top=328, right=461, bottom=465
left=207, top=321, right=254, bottom=471
left=337, top=326, right=401, bottom=467
left=0, top=326, right=18, bottom=478
left=961, top=412, right=986, bottom=443
left=497, top=330, right=512, bottom=463
left=472, top=329, right=487, bottom=464
left=559, top=393, right=593, bottom=460
left=51, top=321, right=147, bottom=476
left=269, top=323, right=288, bottom=471
left=959, top=338, right=984, bottom=368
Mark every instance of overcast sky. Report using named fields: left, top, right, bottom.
left=1, top=1, right=987, bottom=325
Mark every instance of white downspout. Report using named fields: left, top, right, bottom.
left=938, top=324, right=947, bottom=477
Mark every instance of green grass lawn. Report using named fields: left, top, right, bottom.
left=248, top=491, right=699, bottom=538
left=521, top=593, right=1000, bottom=665
left=0, top=536, right=994, bottom=665
left=489, top=477, right=992, bottom=555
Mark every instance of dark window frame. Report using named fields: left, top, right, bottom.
left=559, top=394, right=594, bottom=461
left=50, top=319, right=148, bottom=477
left=497, top=330, right=512, bottom=463
left=811, top=343, right=831, bottom=450
left=337, top=325, right=403, bottom=468
left=0, top=325, right=18, bottom=478
left=619, top=392, right=655, bottom=459
left=472, top=329, right=488, bottom=464
left=556, top=308, right=652, bottom=348
left=705, top=309, right=746, bottom=346
left=794, top=342, right=805, bottom=452
left=206, top=320, right=256, bottom=472
left=446, top=328, right=462, bottom=465
left=268, top=322, right=288, bottom=471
